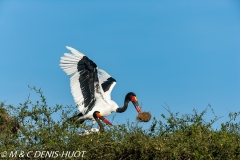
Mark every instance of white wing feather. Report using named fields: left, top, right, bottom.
left=98, top=69, right=116, bottom=100
left=60, top=46, right=110, bottom=112
left=66, top=46, right=85, bottom=57
left=98, top=69, right=111, bottom=84
left=60, top=46, right=85, bottom=112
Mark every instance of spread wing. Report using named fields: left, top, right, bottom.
left=60, top=46, right=106, bottom=113
left=98, top=69, right=116, bottom=100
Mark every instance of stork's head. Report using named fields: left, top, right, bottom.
left=127, top=92, right=142, bottom=113
left=93, top=111, right=113, bottom=126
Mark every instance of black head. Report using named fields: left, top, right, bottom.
left=126, top=92, right=142, bottom=113
left=126, top=92, right=136, bottom=101
left=93, top=111, right=113, bottom=126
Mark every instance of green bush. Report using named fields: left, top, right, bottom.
left=1, top=87, right=239, bottom=159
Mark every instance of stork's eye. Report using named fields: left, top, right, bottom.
left=131, top=96, right=137, bottom=102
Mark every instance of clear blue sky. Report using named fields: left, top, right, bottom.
left=1, top=1, right=240, bottom=129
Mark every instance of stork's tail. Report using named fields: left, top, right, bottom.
left=59, top=46, right=85, bottom=76
left=68, top=113, right=85, bottom=124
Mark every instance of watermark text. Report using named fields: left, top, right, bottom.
left=1, top=150, right=86, bottom=158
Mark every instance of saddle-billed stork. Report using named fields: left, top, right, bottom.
left=60, top=46, right=142, bottom=132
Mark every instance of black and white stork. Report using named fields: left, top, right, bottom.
left=60, top=46, right=142, bottom=132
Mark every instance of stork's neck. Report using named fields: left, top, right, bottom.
left=95, top=118, right=104, bottom=132
left=116, top=94, right=130, bottom=113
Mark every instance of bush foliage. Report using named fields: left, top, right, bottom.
left=1, top=87, right=240, bottom=159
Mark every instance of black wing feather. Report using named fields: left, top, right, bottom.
left=101, top=77, right=116, bottom=92
left=77, top=56, right=98, bottom=108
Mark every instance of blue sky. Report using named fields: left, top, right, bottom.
left=0, top=1, right=240, bottom=129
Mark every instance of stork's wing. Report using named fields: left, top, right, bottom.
left=98, top=69, right=116, bottom=100
left=60, top=46, right=106, bottom=113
